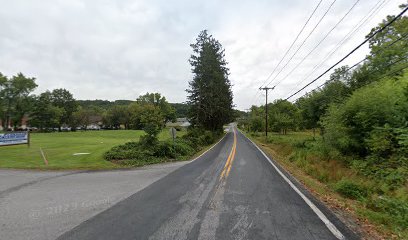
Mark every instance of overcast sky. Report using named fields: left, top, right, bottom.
left=0, top=0, right=404, bottom=110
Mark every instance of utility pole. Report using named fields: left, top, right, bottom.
left=259, top=86, right=275, bottom=138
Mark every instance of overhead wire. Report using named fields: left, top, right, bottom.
left=291, top=0, right=388, bottom=89
left=299, top=52, right=408, bottom=100
left=272, top=0, right=361, bottom=88
left=294, top=30, right=408, bottom=99
left=249, top=0, right=325, bottom=107
left=284, top=5, right=408, bottom=100
left=258, top=0, right=324, bottom=88
left=264, top=0, right=338, bottom=87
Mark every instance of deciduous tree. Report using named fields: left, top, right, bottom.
left=51, top=88, right=78, bottom=130
left=0, top=72, right=37, bottom=129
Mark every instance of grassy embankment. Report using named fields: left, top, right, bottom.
left=0, top=129, right=185, bottom=170
left=245, top=130, right=407, bottom=239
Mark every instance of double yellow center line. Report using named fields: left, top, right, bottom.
left=220, top=128, right=237, bottom=180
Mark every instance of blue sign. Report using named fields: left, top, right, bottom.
left=0, top=132, right=29, bottom=146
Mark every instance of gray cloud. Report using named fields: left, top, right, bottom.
left=0, top=0, right=403, bottom=109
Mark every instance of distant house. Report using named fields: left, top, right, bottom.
left=0, top=114, right=29, bottom=131
left=85, top=115, right=103, bottom=130
left=166, top=117, right=191, bottom=128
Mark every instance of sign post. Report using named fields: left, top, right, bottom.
left=0, top=131, right=30, bottom=147
left=169, top=127, right=177, bottom=151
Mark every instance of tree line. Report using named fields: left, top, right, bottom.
left=0, top=76, right=178, bottom=132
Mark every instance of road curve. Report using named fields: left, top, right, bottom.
left=58, top=127, right=358, bottom=240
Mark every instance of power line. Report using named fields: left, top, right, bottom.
left=294, top=30, right=408, bottom=99
left=376, top=63, right=408, bottom=80
left=250, top=0, right=324, bottom=107
left=285, top=5, right=408, bottom=100
left=292, top=0, right=388, bottom=89
left=273, top=0, right=361, bottom=88
left=298, top=53, right=408, bottom=100
left=258, top=0, right=324, bottom=88
left=264, top=0, right=338, bottom=87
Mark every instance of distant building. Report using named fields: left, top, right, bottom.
left=166, top=117, right=191, bottom=128
left=86, top=123, right=101, bottom=130
left=0, top=115, right=29, bottom=131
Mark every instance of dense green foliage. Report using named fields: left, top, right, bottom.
left=322, top=78, right=408, bottom=155
left=104, top=127, right=220, bottom=166
left=170, top=103, right=190, bottom=118
left=187, top=30, right=234, bottom=131
left=0, top=72, right=37, bottom=129
left=77, top=100, right=189, bottom=118
left=334, top=179, right=368, bottom=200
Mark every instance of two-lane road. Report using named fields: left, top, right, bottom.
left=58, top=127, right=358, bottom=240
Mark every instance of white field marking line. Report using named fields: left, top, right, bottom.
left=73, top=153, right=91, bottom=156
left=189, top=133, right=228, bottom=163
left=242, top=132, right=345, bottom=240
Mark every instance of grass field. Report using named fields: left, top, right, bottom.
left=0, top=129, right=184, bottom=170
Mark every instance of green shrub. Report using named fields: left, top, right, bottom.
left=199, top=130, right=216, bottom=145
left=367, top=196, right=408, bottom=229
left=153, top=141, right=176, bottom=158
left=153, top=139, right=194, bottom=158
left=322, top=78, right=408, bottom=156
left=292, top=140, right=307, bottom=149
left=173, top=139, right=195, bottom=155
left=352, top=156, right=408, bottom=189
left=104, top=142, right=152, bottom=161
left=335, top=179, right=368, bottom=200
left=104, top=127, right=219, bottom=166
left=182, top=127, right=219, bottom=148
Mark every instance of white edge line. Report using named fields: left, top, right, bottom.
left=189, top=133, right=228, bottom=162
left=241, top=132, right=345, bottom=240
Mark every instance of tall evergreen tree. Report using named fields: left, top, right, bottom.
left=187, top=30, right=234, bottom=131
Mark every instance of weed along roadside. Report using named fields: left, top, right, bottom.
left=242, top=130, right=408, bottom=239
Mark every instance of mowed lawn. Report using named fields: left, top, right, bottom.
left=0, top=129, right=181, bottom=170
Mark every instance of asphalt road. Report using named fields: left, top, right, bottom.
left=56, top=127, right=358, bottom=240
left=0, top=162, right=189, bottom=240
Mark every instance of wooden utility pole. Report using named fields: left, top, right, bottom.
left=259, top=86, right=275, bottom=138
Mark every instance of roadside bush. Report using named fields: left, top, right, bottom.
left=334, top=179, right=368, bottom=200
left=172, top=139, right=195, bottom=156
left=104, top=127, right=220, bottom=165
left=182, top=127, right=219, bottom=149
left=153, top=139, right=194, bottom=158
left=366, top=196, right=408, bottom=229
left=292, top=140, right=307, bottom=149
left=352, top=156, right=408, bottom=189
left=104, top=142, right=152, bottom=161
left=322, top=78, right=408, bottom=156
left=152, top=141, right=176, bottom=158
